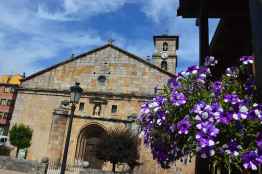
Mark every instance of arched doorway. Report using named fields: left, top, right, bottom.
left=75, top=124, right=106, bottom=169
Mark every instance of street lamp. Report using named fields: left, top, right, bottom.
left=60, top=82, right=83, bottom=174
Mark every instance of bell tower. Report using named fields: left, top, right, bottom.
left=152, top=35, right=179, bottom=73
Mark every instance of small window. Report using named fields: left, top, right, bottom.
left=161, top=60, right=168, bottom=71
left=97, top=75, right=106, bottom=83
left=1, top=99, right=7, bottom=105
left=163, top=42, right=168, bottom=51
left=111, top=105, right=117, bottom=113
left=0, top=138, right=7, bottom=143
left=7, top=100, right=13, bottom=106
left=10, top=87, right=15, bottom=93
left=79, top=102, right=85, bottom=112
left=4, top=87, right=10, bottom=93
left=3, top=113, right=8, bottom=118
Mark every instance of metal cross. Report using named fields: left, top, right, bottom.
left=108, top=38, right=115, bottom=44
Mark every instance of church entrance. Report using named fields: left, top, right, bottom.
left=75, top=124, right=106, bottom=169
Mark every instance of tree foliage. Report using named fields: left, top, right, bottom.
left=96, top=128, right=139, bottom=172
left=9, top=124, right=33, bottom=157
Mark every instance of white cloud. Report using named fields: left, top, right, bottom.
left=0, top=0, right=218, bottom=75
left=37, top=0, right=128, bottom=21
left=142, top=0, right=178, bottom=23
left=0, top=1, right=105, bottom=75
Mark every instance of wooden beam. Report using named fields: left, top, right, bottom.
left=196, top=2, right=212, bottom=173
left=177, top=0, right=249, bottom=18
left=249, top=0, right=262, bottom=100
left=199, top=0, right=209, bottom=66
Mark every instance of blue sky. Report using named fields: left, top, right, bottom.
left=0, top=0, right=219, bottom=76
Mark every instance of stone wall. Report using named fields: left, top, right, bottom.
left=21, top=46, right=171, bottom=96
left=80, top=168, right=129, bottom=174
left=0, top=156, right=47, bottom=174
left=10, top=44, right=195, bottom=174
left=10, top=92, right=66, bottom=161
left=10, top=91, right=146, bottom=162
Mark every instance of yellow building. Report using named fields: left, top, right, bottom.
left=0, top=74, right=23, bottom=85
left=0, top=74, right=23, bottom=135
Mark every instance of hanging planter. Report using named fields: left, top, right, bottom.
left=138, top=56, right=262, bottom=173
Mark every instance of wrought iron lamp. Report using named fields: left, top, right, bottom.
left=60, top=82, right=83, bottom=174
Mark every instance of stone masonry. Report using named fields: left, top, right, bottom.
left=0, top=156, right=47, bottom=174
left=10, top=37, right=195, bottom=174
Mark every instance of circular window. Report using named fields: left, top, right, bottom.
left=97, top=75, right=106, bottom=83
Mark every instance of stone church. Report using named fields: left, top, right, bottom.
left=10, top=35, right=195, bottom=174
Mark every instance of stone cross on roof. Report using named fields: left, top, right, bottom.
left=108, top=38, right=115, bottom=45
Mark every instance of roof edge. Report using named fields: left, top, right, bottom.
left=22, top=44, right=110, bottom=81
left=22, top=43, right=175, bottom=82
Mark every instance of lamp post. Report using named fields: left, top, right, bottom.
left=60, top=82, right=83, bottom=174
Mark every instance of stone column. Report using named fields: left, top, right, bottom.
left=47, top=108, right=69, bottom=162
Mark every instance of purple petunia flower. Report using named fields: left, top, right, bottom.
left=196, top=122, right=219, bottom=137
left=186, top=65, right=199, bottom=74
left=233, top=105, right=249, bottom=120
left=212, top=81, right=223, bottom=96
left=168, top=78, right=182, bottom=90
left=153, top=96, right=167, bottom=106
left=192, top=102, right=222, bottom=123
left=196, top=132, right=215, bottom=148
left=148, top=96, right=166, bottom=112
left=199, top=67, right=211, bottom=74
left=170, top=91, right=187, bottom=106
left=169, top=124, right=176, bottom=133
left=223, top=139, right=241, bottom=157
left=225, top=67, right=239, bottom=78
left=241, top=151, right=260, bottom=170
left=156, top=110, right=166, bottom=126
left=177, top=116, right=191, bottom=135
left=196, top=74, right=206, bottom=84
left=140, top=103, right=150, bottom=114
left=210, top=103, right=224, bottom=120
left=240, top=56, right=255, bottom=65
left=219, top=112, right=233, bottom=125
left=248, top=103, right=262, bottom=121
left=139, top=103, right=152, bottom=122
left=224, top=94, right=241, bottom=105
left=205, top=56, right=218, bottom=67
left=192, top=101, right=207, bottom=114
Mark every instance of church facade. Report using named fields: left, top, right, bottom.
left=10, top=35, right=195, bottom=173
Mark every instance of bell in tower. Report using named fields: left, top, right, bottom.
left=152, top=35, right=179, bottom=73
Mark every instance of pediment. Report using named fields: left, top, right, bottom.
left=22, top=44, right=173, bottom=95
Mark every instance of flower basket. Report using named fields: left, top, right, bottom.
left=138, top=56, right=262, bottom=173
